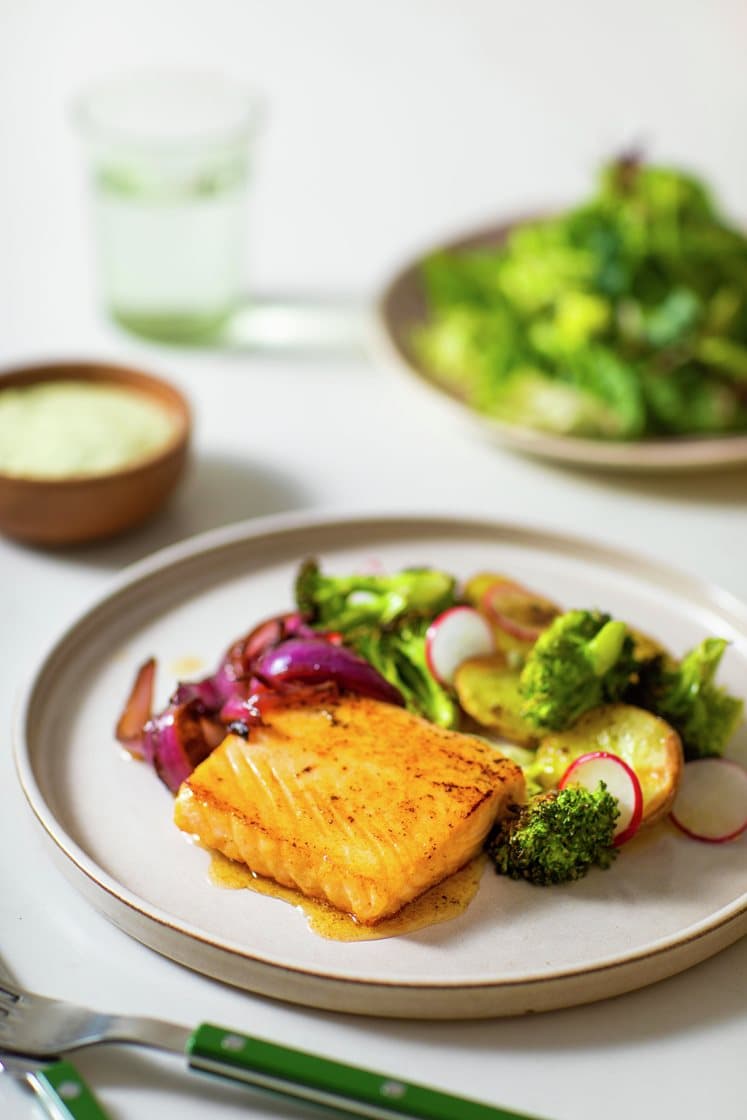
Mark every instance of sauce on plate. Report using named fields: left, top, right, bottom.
left=209, top=851, right=486, bottom=941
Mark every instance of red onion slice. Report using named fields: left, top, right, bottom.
left=115, top=658, right=156, bottom=758
left=254, top=638, right=404, bottom=706
left=146, top=702, right=218, bottom=793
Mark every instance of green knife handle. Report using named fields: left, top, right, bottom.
left=188, top=1022, right=538, bottom=1120
left=31, top=1060, right=110, bottom=1120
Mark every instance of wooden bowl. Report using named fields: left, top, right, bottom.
left=0, top=361, right=191, bottom=545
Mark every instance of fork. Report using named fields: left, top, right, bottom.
left=0, top=954, right=111, bottom=1120
left=0, top=974, right=538, bottom=1120
left=0, top=1050, right=111, bottom=1120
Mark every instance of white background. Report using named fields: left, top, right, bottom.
left=0, top=2, right=746, bottom=1118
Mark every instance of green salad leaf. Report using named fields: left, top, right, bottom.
left=413, top=158, right=747, bottom=439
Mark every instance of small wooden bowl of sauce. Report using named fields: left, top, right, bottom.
left=0, top=361, right=191, bottom=545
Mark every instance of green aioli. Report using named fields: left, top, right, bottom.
left=0, top=381, right=178, bottom=478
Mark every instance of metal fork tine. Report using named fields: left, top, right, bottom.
left=0, top=983, right=21, bottom=1004
left=0, top=954, right=25, bottom=1000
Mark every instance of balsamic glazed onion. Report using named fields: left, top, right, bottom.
left=145, top=703, right=220, bottom=792
left=253, top=638, right=404, bottom=705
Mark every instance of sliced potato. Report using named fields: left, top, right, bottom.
left=454, top=652, right=539, bottom=747
left=462, top=571, right=560, bottom=661
left=531, top=703, right=683, bottom=826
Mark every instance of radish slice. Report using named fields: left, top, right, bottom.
left=480, top=578, right=558, bottom=643
left=559, top=750, right=644, bottom=846
left=425, top=606, right=494, bottom=685
left=670, top=758, right=747, bottom=843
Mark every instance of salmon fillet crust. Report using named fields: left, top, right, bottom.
left=174, top=693, right=525, bottom=924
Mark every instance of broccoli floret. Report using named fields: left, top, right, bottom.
left=295, top=559, right=456, bottom=632
left=352, top=613, right=460, bottom=729
left=487, top=785, right=619, bottom=886
left=633, top=638, right=744, bottom=760
left=295, top=560, right=459, bottom=728
left=519, top=609, right=638, bottom=731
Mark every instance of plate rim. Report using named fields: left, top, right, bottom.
left=372, top=220, right=747, bottom=471
left=13, top=509, right=747, bottom=1015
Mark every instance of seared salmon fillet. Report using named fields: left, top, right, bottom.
left=174, top=694, right=524, bottom=923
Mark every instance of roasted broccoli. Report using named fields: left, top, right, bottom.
left=519, top=609, right=637, bottom=730
left=632, top=638, right=744, bottom=760
left=295, top=559, right=459, bottom=727
left=352, top=612, right=459, bottom=729
left=487, top=785, right=619, bottom=886
left=295, top=559, right=456, bottom=632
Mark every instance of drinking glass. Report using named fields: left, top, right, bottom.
left=75, top=71, right=260, bottom=343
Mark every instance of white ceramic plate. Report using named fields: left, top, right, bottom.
left=373, top=223, right=747, bottom=472
left=15, top=512, right=747, bottom=1018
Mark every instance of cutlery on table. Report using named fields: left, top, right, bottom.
left=0, top=969, right=541, bottom=1120
left=0, top=1052, right=110, bottom=1120
left=0, top=959, right=110, bottom=1119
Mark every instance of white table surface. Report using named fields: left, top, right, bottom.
left=1, top=2, right=746, bottom=1118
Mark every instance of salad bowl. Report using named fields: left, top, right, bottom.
left=373, top=162, right=747, bottom=472
left=374, top=230, right=747, bottom=473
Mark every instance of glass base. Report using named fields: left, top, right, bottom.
left=110, top=305, right=233, bottom=344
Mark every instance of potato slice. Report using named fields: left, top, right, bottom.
left=454, top=652, right=539, bottom=747
left=531, top=703, right=683, bottom=826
